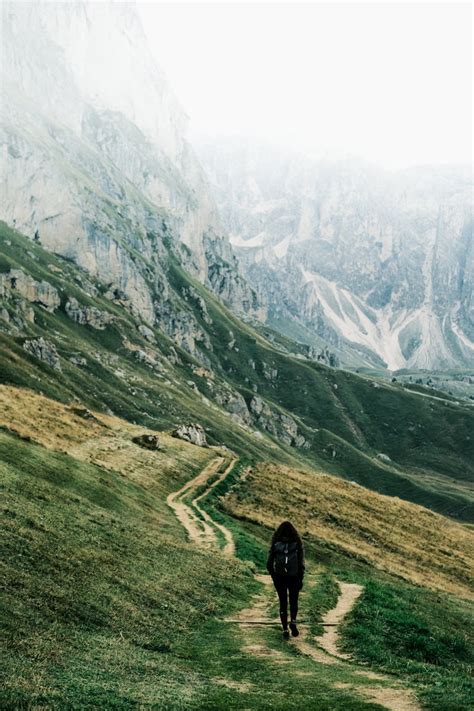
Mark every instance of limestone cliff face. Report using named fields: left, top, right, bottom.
left=198, top=139, right=473, bottom=370
left=0, top=1, right=260, bottom=325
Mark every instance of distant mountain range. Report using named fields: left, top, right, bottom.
left=197, top=139, right=474, bottom=370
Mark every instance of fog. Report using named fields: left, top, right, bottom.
left=138, top=1, right=472, bottom=169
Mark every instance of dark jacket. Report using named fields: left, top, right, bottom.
left=266, top=536, right=305, bottom=581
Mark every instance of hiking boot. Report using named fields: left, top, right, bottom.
left=290, top=621, right=299, bottom=637
left=283, top=629, right=290, bottom=639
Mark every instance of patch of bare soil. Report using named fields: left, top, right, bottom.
left=166, top=457, right=224, bottom=548
left=315, top=581, right=363, bottom=659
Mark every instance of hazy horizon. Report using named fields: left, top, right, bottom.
left=138, top=1, right=473, bottom=170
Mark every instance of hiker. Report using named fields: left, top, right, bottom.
left=266, top=520, right=305, bottom=638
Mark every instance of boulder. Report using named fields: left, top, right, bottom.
left=215, top=388, right=251, bottom=425
left=249, top=395, right=271, bottom=418
left=132, top=433, right=161, bottom=450
left=376, top=452, right=392, bottom=463
left=135, top=349, right=158, bottom=367
left=172, top=423, right=208, bottom=447
left=23, top=337, right=61, bottom=370
left=138, top=324, right=155, bottom=342
left=70, top=407, right=98, bottom=421
left=69, top=355, right=87, bottom=367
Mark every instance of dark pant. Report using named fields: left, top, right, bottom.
left=272, top=574, right=300, bottom=629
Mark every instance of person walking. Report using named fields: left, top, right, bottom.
left=266, top=520, right=305, bottom=638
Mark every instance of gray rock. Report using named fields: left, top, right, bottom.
left=215, top=387, right=251, bottom=425
left=138, top=324, right=155, bottom=342
left=249, top=395, right=307, bottom=448
left=65, top=297, right=114, bottom=330
left=69, top=355, right=87, bottom=367
left=134, top=350, right=160, bottom=369
left=262, top=362, right=278, bottom=381
left=376, top=452, right=392, bottom=463
left=2, top=269, right=60, bottom=311
left=172, top=423, right=208, bottom=447
left=23, top=337, right=61, bottom=370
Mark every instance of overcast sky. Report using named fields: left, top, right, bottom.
left=138, top=1, right=472, bottom=169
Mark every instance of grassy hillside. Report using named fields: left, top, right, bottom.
left=224, top=462, right=473, bottom=599
left=1, top=221, right=473, bottom=523
left=223, top=462, right=474, bottom=710
left=0, top=389, right=389, bottom=709
left=2, top=386, right=473, bottom=709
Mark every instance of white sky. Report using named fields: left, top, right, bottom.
left=138, top=1, right=473, bottom=168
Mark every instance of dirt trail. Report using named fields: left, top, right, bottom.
left=167, top=460, right=421, bottom=710
left=236, top=575, right=421, bottom=710
left=315, top=581, right=363, bottom=659
left=193, top=459, right=237, bottom=556
left=166, top=456, right=237, bottom=554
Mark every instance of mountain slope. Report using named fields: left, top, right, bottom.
left=197, top=139, right=474, bottom=370
left=1, top=221, right=473, bottom=522
left=0, top=0, right=261, bottom=326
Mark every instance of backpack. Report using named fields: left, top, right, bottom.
left=273, top=540, right=299, bottom=576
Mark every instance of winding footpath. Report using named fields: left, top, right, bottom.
left=166, top=456, right=237, bottom=555
left=167, top=455, right=422, bottom=711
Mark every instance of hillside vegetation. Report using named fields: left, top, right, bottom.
left=1, top=386, right=473, bottom=709
left=224, top=463, right=473, bottom=599
left=1, top=222, right=473, bottom=524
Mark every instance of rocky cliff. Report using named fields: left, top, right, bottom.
left=0, top=1, right=261, bottom=326
left=197, top=139, right=473, bottom=370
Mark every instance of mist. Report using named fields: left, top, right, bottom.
left=138, top=1, right=472, bottom=169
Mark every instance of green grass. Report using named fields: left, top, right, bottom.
left=1, top=429, right=385, bottom=710
left=0, top=431, right=252, bottom=707
left=307, top=573, right=341, bottom=635
left=340, top=579, right=474, bottom=710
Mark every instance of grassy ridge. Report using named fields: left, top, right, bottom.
left=225, top=462, right=474, bottom=599
left=0, top=429, right=255, bottom=708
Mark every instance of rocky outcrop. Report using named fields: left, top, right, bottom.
left=182, top=286, right=212, bottom=325
left=69, top=356, right=87, bottom=367
left=138, top=324, right=155, bottom=342
left=23, top=337, right=61, bottom=370
left=65, top=297, right=114, bottom=329
left=249, top=396, right=308, bottom=448
left=1, top=1, right=259, bottom=331
left=172, top=423, right=207, bottom=447
left=134, top=349, right=163, bottom=371
left=215, top=387, right=251, bottom=425
left=1, top=270, right=60, bottom=311
left=155, top=301, right=212, bottom=360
